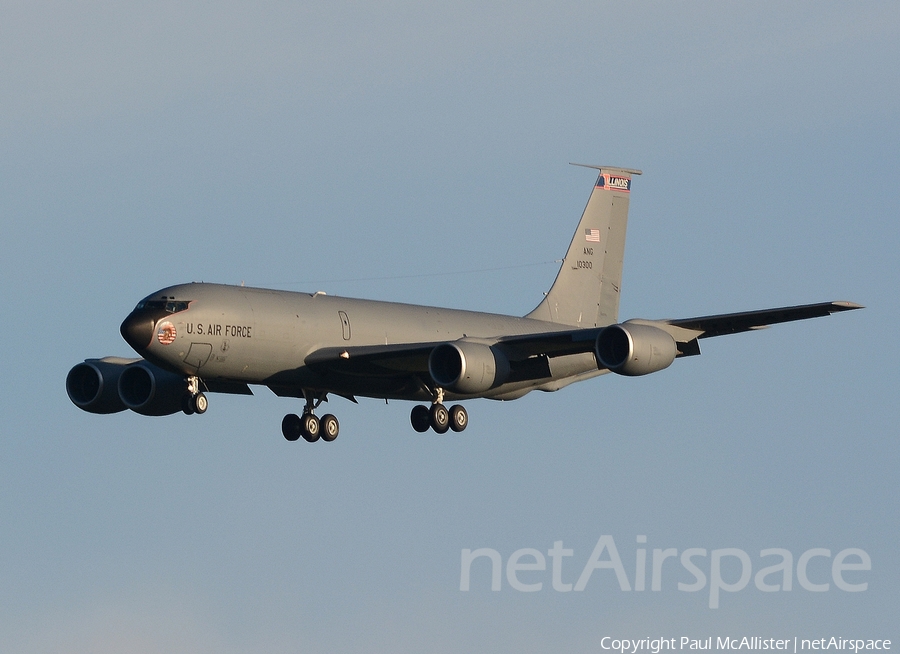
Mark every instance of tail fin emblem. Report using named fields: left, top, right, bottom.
left=606, top=175, right=631, bottom=191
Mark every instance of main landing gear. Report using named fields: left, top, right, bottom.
left=182, top=375, right=208, bottom=415
left=410, top=388, right=468, bottom=433
left=280, top=388, right=468, bottom=440
left=282, top=391, right=339, bottom=443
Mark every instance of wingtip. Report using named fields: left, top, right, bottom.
left=831, top=301, right=865, bottom=311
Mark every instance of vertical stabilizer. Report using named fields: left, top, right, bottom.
left=526, top=165, right=641, bottom=327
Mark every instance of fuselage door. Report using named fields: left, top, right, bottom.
left=184, top=342, right=213, bottom=369
left=339, top=311, right=351, bottom=341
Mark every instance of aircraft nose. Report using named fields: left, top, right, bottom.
left=120, top=311, right=155, bottom=351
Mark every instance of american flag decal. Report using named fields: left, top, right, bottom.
left=585, top=228, right=600, bottom=242
left=157, top=321, right=177, bottom=345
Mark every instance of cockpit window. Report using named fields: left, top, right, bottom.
left=135, top=300, right=190, bottom=313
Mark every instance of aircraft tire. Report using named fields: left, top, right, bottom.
left=320, top=414, right=339, bottom=442
left=410, top=405, right=430, bottom=432
left=301, top=413, right=321, bottom=442
left=193, top=392, right=208, bottom=414
left=282, top=413, right=302, bottom=441
left=181, top=394, right=195, bottom=415
left=449, top=405, right=468, bottom=432
left=430, top=403, right=450, bottom=434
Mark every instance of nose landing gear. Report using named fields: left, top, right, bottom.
left=182, top=376, right=208, bottom=415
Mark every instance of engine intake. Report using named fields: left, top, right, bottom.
left=595, top=323, right=677, bottom=376
left=117, top=361, right=187, bottom=416
left=429, top=340, right=510, bottom=394
left=66, top=358, right=130, bottom=414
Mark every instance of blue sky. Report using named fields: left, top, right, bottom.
left=1, top=2, right=898, bottom=651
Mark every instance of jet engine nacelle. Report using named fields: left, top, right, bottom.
left=117, top=361, right=187, bottom=416
left=595, top=323, right=677, bottom=376
left=66, top=358, right=131, bottom=414
left=428, top=340, right=510, bottom=394
left=67, top=358, right=188, bottom=416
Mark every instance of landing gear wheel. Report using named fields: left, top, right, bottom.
left=301, top=413, right=320, bottom=442
left=449, top=405, right=468, bottom=432
left=320, top=414, right=339, bottom=442
left=181, top=394, right=195, bottom=415
left=430, top=403, right=450, bottom=434
left=282, top=413, right=302, bottom=441
left=410, top=405, right=430, bottom=432
left=192, top=392, right=208, bottom=414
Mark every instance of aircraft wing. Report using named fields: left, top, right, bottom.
left=303, top=335, right=593, bottom=393
left=302, top=300, right=863, bottom=382
left=663, top=300, right=863, bottom=338
left=304, top=331, right=599, bottom=377
left=496, top=300, right=863, bottom=357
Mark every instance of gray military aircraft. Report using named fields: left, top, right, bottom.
left=67, top=165, right=861, bottom=441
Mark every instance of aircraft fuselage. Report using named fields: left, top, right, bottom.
left=121, top=282, right=590, bottom=402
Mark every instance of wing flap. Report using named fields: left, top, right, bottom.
left=305, top=342, right=438, bottom=375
